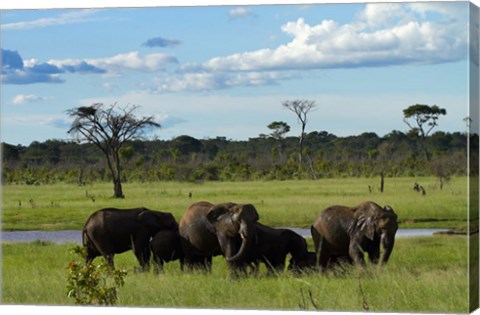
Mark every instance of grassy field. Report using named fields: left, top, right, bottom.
left=1, top=176, right=470, bottom=231
left=1, top=177, right=474, bottom=312
left=1, top=235, right=469, bottom=312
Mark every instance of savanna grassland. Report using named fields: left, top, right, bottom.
left=1, top=236, right=469, bottom=312
left=1, top=176, right=470, bottom=230
left=0, top=177, right=474, bottom=312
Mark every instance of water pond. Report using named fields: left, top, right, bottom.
left=0, top=228, right=452, bottom=244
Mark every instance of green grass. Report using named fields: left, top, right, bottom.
left=1, top=177, right=470, bottom=231
left=1, top=236, right=469, bottom=312
left=0, top=177, right=473, bottom=311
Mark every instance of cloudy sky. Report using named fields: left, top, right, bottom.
left=1, top=1, right=477, bottom=145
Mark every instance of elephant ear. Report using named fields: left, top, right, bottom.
left=354, top=202, right=380, bottom=241
left=232, top=204, right=259, bottom=223
left=356, top=214, right=376, bottom=240
left=206, top=204, right=231, bottom=223
left=384, top=205, right=397, bottom=219
left=381, top=205, right=398, bottom=229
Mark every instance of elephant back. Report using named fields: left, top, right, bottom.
left=179, top=201, right=216, bottom=235
left=311, top=205, right=355, bottom=251
left=178, top=201, right=220, bottom=255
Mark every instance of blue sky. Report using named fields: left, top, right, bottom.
left=0, top=1, right=477, bottom=145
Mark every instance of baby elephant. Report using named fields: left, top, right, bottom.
left=242, top=224, right=308, bottom=275
left=288, top=251, right=317, bottom=273
left=150, top=229, right=183, bottom=273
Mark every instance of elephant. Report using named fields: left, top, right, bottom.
left=241, top=224, right=309, bottom=275
left=150, top=229, right=183, bottom=273
left=178, top=201, right=259, bottom=271
left=83, top=207, right=178, bottom=271
left=311, top=201, right=398, bottom=269
left=288, top=251, right=317, bottom=273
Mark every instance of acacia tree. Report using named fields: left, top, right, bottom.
left=267, top=121, right=290, bottom=161
left=67, top=103, right=160, bottom=198
left=403, top=104, right=447, bottom=161
left=282, top=100, right=316, bottom=168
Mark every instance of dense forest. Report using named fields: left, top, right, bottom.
left=1, top=129, right=477, bottom=186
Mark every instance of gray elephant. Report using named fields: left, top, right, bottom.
left=241, top=224, right=309, bottom=275
left=150, top=229, right=183, bottom=273
left=311, top=201, right=398, bottom=269
left=83, top=207, right=178, bottom=271
left=179, top=201, right=259, bottom=271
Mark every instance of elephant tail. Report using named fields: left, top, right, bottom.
left=82, top=227, right=89, bottom=247
left=310, top=225, right=323, bottom=266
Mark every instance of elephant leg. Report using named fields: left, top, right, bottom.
left=263, top=258, right=279, bottom=275
left=367, top=237, right=381, bottom=264
left=179, top=257, right=185, bottom=271
left=317, top=237, right=330, bottom=271
left=104, top=254, right=115, bottom=268
left=85, top=244, right=99, bottom=265
left=132, top=236, right=150, bottom=272
left=181, top=249, right=196, bottom=270
left=251, top=261, right=260, bottom=276
left=184, top=254, right=211, bottom=272
left=312, top=231, right=330, bottom=271
left=179, top=238, right=210, bottom=272
left=203, top=256, right=212, bottom=272
left=219, top=237, right=243, bottom=272
left=87, top=237, right=114, bottom=267
left=348, top=242, right=366, bottom=266
left=89, top=239, right=115, bottom=267
left=152, top=256, right=163, bottom=274
left=275, top=262, right=286, bottom=275
left=367, top=246, right=380, bottom=264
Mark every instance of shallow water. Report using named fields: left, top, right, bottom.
left=281, top=227, right=450, bottom=238
left=0, top=228, right=452, bottom=244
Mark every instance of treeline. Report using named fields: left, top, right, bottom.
left=1, top=130, right=477, bottom=185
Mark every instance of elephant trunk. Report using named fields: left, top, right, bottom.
left=380, top=231, right=395, bottom=264
left=226, top=221, right=254, bottom=263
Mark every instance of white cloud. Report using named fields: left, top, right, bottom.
left=10, top=114, right=71, bottom=129
left=184, top=3, right=467, bottom=74
left=12, top=94, right=48, bottom=105
left=357, top=3, right=411, bottom=28
left=102, top=82, right=118, bottom=91
left=152, top=71, right=296, bottom=92
left=228, top=7, right=255, bottom=19
left=1, top=9, right=100, bottom=30
left=49, top=51, right=178, bottom=75
left=154, top=72, right=224, bottom=92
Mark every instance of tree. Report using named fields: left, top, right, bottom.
left=403, top=104, right=447, bottom=161
left=267, top=121, right=290, bottom=140
left=267, top=121, right=290, bottom=162
left=282, top=100, right=316, bottom=168
left=67, top=103, right=160, bottom=198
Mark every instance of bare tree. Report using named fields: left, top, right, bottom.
left=282, top=100, right=316, bottom=168
left=67, top=103, right=160, bottom=198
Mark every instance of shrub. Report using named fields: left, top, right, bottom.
left=66, top=246, right=128, bottom=305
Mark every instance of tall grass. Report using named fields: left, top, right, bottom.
left=1, top=235, right=469, bottom=313
left=2, top=177, right=469, bottom=230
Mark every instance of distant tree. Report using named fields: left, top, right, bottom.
left=67, top=103, right=160, bottom=198
left=267, top=121, right=290, bottom=140
left=267, top=121, right=290, bottom=161
left=403, top=104, right=447, bottom=161
left=173, top=135, right=202, bottom=156
left=282, top=100, right=316, bottom=169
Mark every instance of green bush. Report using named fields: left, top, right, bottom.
left=66, top=246, right=128, bottom=305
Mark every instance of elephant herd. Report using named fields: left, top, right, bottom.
left=82, top=200, right=398, bottom=275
